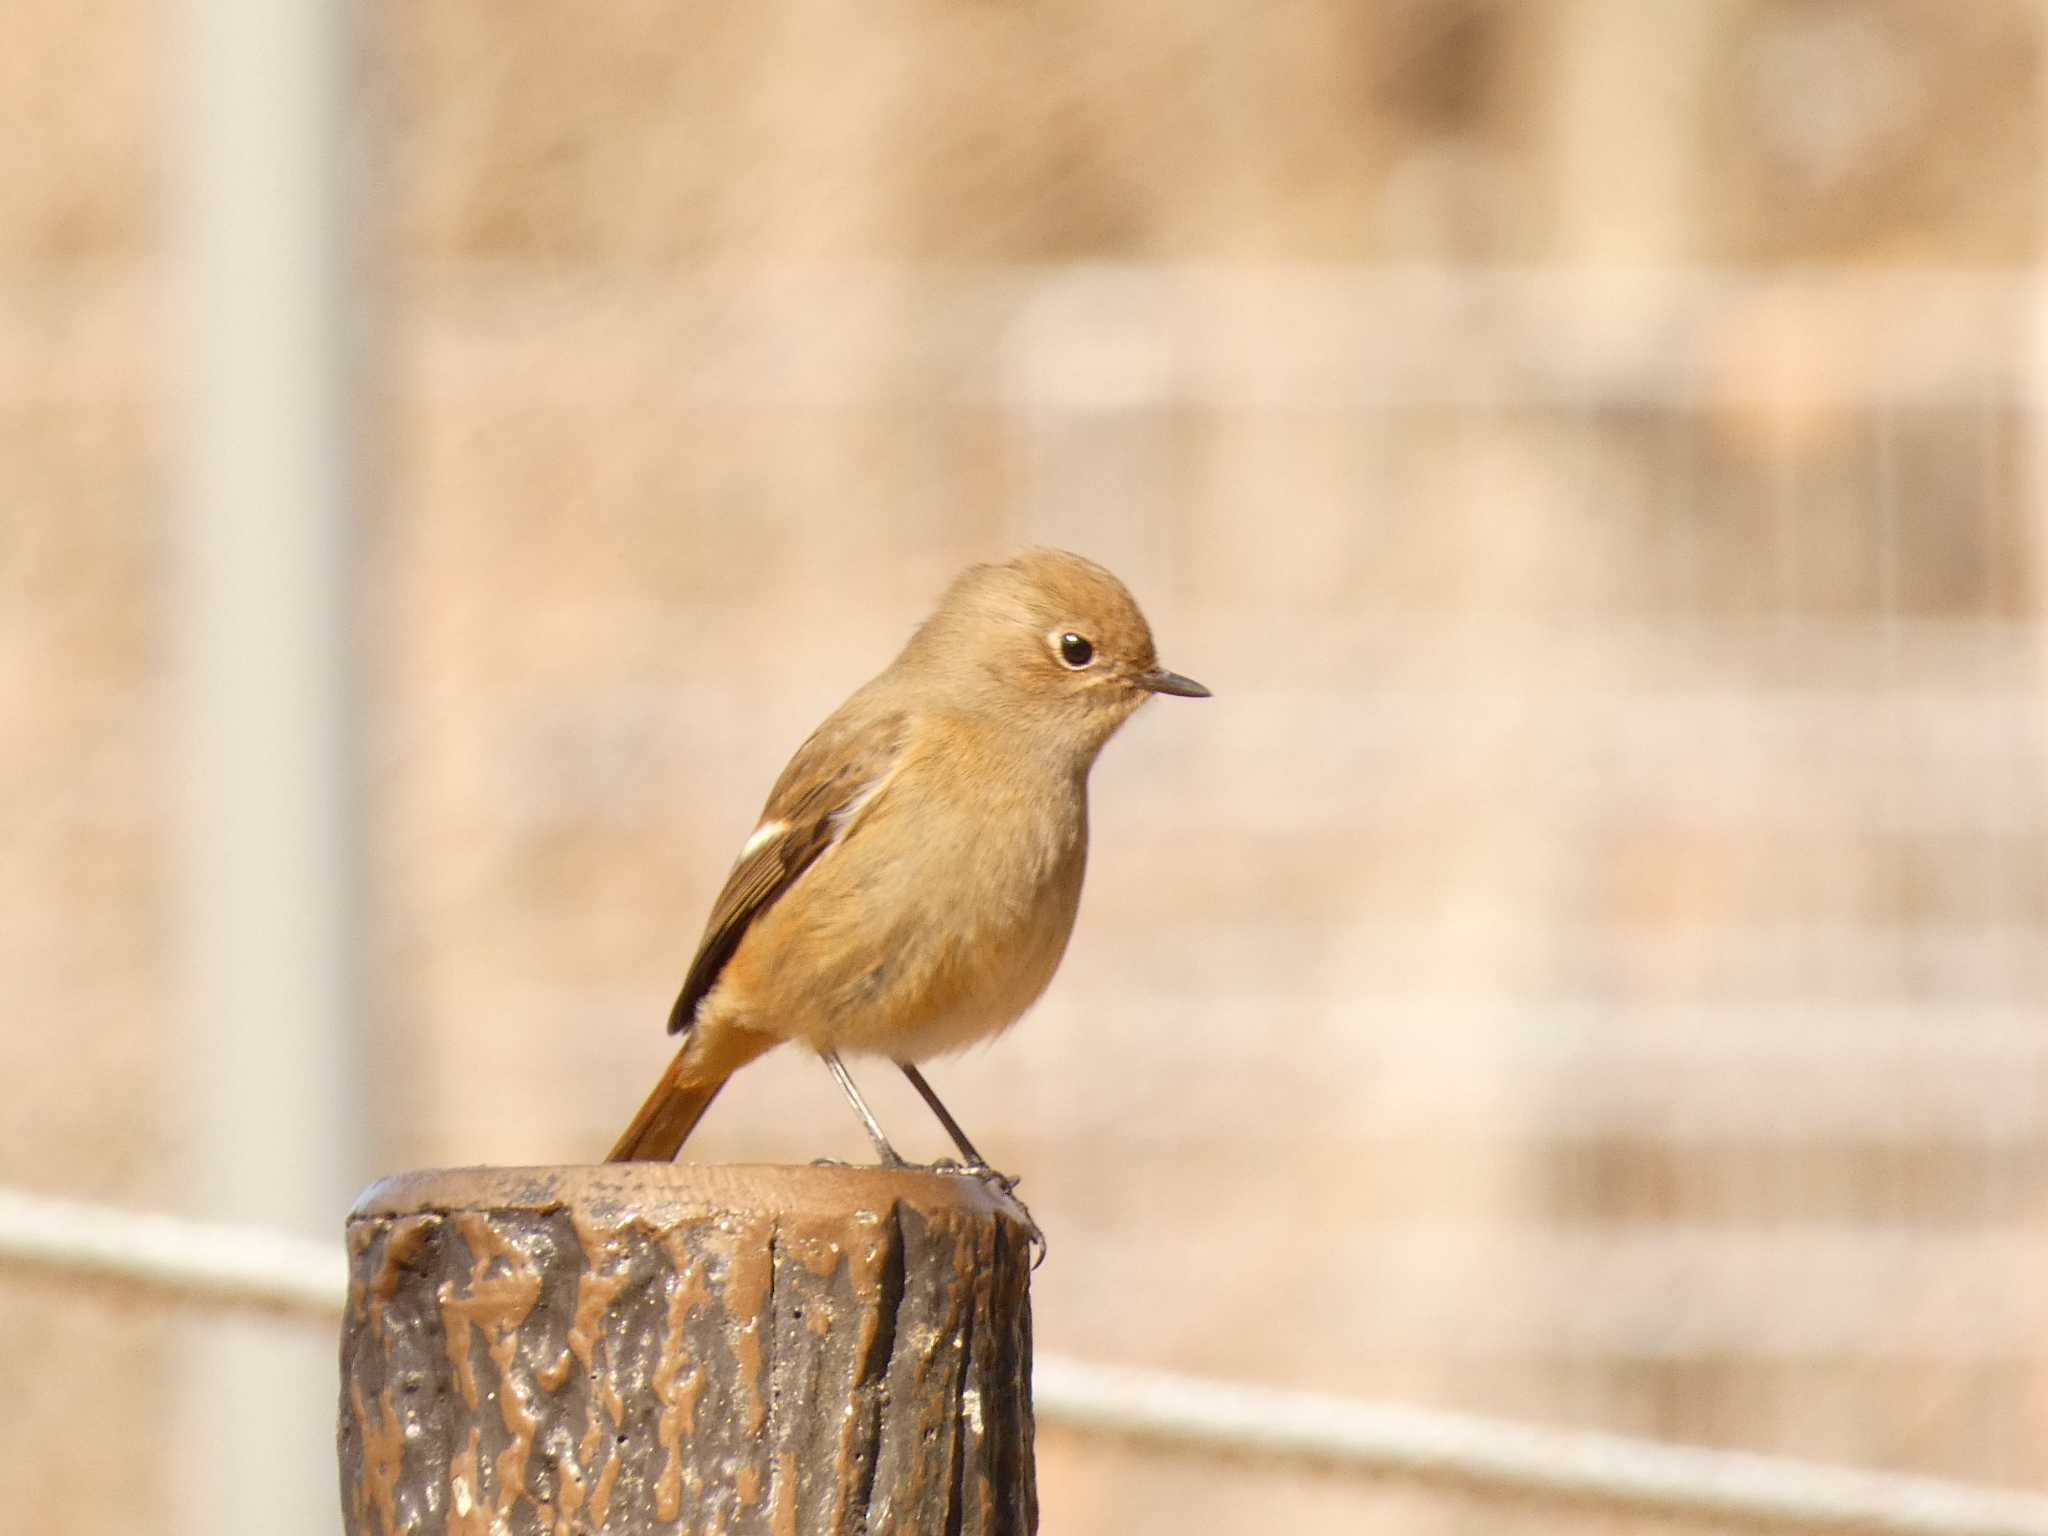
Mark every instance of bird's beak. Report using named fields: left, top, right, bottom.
left=1140, top=667, right=1211, bottom=699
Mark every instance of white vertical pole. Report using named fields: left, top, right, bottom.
left=178, top=0, right=365, bottom=1530
left=2037, top=50, right=2048, bottom=697
left=2032, top=54, right=2048, bottom=768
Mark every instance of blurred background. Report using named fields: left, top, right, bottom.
left=5, top=1, right=2047, bottom=1532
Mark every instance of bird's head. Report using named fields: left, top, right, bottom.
left=904, top=548, right=1209, bottom=760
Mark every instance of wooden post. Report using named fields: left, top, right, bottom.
left=338, top=1165, right=1037, bottom=1536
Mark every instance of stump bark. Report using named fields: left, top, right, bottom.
left=338, top=1164, right=1036, bottom=1536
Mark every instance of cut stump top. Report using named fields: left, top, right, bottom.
left=352, top=1161, right=1019, bottom=1228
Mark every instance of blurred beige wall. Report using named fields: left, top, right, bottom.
left=4, top=3, right=2046, bottom=1532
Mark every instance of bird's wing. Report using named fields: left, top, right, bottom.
left=667, top=702, right=909, bottom=1035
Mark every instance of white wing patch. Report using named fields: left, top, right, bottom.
left=738, top=820, right=787, bottom=861
left=735, top=760, right=897, bottom=874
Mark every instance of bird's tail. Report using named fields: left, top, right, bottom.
left=606, top=1057, right=730, bottom=1162
left=607, top=1027, right=778, bottom=1162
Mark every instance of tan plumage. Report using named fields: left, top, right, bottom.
left=608, top=549, right=1207, bottom=1164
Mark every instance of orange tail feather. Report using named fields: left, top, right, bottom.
left=606, top=1059, right=729, bottom=1162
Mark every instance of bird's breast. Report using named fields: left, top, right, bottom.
left=718, top=746, right=1090, bottom=1060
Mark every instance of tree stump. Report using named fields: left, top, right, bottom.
left=339, top=1165, right=1037, bottom=1536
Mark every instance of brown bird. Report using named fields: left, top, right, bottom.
left=607, top=549, right=1208, bottom=1179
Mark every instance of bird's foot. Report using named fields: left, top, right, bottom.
left=926, top=1160, right=1046, bottom=1266
left=925, top=1156, right=1015, bottom=1190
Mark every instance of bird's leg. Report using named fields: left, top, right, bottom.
left=897, top=1062, right=1046, bottom=1264
left=819, top=1049, right=908, bottom=1167
left=897, top=1062, right=992, bottom=1169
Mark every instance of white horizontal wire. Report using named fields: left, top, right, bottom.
left=0, top=1188, right=345, bottom=1319
left=4, top=1186, right=2047, bottom=1535
left=1033, top=1358, right=2048, bottom=1536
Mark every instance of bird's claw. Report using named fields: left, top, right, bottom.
left=926, top=1159, right=1047, bottom=1266
left=926, top=1157, right=1014, bottom=1190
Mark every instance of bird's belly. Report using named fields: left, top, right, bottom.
left=723, top=828, right=1084, bottom=1061
left=846, top=993, right=1025, bottom=1060
left=822, top=885, right=1076, bottom=1059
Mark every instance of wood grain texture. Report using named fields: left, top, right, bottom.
left=339, top=1164, right=1036, bottom=1536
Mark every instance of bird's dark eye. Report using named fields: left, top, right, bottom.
left=1058, top=632, right=1094, bottom=669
